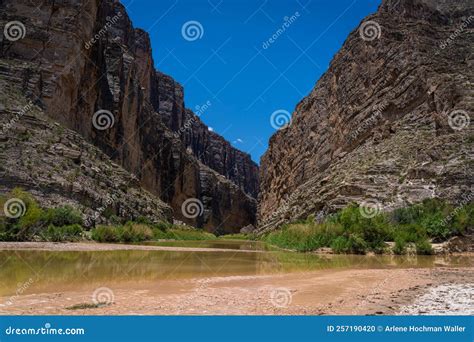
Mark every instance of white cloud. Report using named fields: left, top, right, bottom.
left=208, top=127, right=213, bottom=132
left=233, top=138, right=243, bottom=144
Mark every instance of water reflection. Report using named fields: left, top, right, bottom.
left=0, top=246, right=471, bottom=297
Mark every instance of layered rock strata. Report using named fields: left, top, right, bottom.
left=258, top=0, right=473, bottom=232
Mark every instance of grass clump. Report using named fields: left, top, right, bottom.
left=43, top=224, right=84, bottom=242
left=91, top=223, right=153, bottom=243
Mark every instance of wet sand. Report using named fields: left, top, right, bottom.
left=1, top=266, right=472, bottom=315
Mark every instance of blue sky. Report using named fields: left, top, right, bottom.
left=122, top=0, right=381, bottom=163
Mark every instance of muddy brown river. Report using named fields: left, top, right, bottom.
left=0, top=240, right=472, bottom=296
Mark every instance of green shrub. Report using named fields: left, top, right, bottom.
left=121, top=223, right=153, bottom=242
left=91, top=225, right=120, bottom=242
left=0, top=188, right=45, bottom=240
left=390, top=198, right=464, bottom=242
left=415, top=238, right=434, bottom=255
left=44, top=206, right=83, bottom=227
left=0, top=188, right=86, bottom=241
left=153, top=221, right=174, bottom=232
left=264, top=198, right=466, bottom=255
left=44, top=224, right=84, bottom=242
left=393, top=237, right=407, bottom=255
left=91, top=223, right=154, bottom=243
left=330, top=234, right=367, bottom=254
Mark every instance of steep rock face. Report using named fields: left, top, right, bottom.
left=0, top=0, right=258, bottom=232
left=155, top=72, right=259, bottom=198
left=258, top=0, right=473, bottom=232
left=0, top=94, right=173, bottom=225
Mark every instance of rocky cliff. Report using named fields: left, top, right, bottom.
left=258, top=0, right=473, bottom=232
left=0, top=0, right=258, bottom=233
left=155, top=72, right=259, bottom=199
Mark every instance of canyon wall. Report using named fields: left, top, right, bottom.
left=0, top=0, right=258, bottom=233
left=258, top=0, right=473, bottom=232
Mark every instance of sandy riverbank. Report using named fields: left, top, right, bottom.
left=0, top=265, right=472, bottom=315
left=0, top=241, right=262, bottom=253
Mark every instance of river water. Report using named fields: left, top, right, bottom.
left=0, top=240, right=472, bottom=297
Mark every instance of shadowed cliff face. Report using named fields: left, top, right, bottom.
left=258, top=0, right=473, bottom=232
left=0, top=0, right=258, bottom=233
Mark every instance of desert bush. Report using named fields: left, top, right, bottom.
left=44, top=206, right=82, bottom=227
left=91, top=225, right=120, bottom=243
left=44, top=224, right=84, bottom=242
left=415, top=238, right=434, bottom=255
left=121, top=223, right=153, bottom=242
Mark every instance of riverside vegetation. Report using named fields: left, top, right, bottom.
left=263, top=200, right=473, bottom=255
left=1, top=188, right=472, bottom=254
left=0, top=188, right=215, bottom=243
